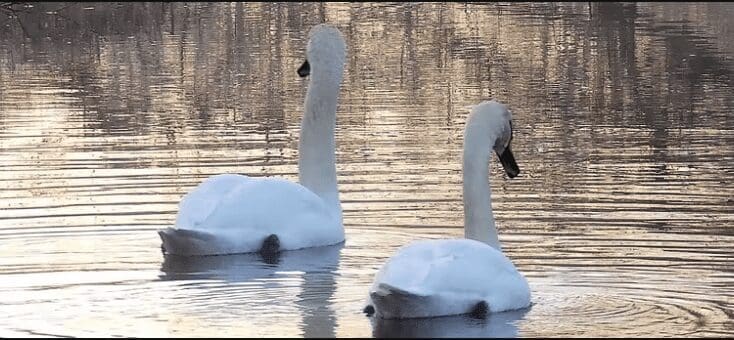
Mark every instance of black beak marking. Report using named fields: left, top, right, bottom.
left=497, top=121, right=520, bottom=178
left=497, top=145, right=520, bottom=178
left=297, top=59, right=310, bottom=77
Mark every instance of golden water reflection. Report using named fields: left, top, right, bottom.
left=0, top=2, right=733, bottom=337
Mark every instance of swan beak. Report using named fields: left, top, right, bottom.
left=497, top=145, right=520, bottom=178
left=297, top=59, right=310, bottom=77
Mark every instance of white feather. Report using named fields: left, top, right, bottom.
left=366, top=100, right=531, bottom=319
left=159, top=24, right=347, bottom=256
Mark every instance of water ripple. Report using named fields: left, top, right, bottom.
left=0, top=2, right=733, bottom=338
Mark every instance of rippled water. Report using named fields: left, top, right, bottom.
left=1, top=2, right=733, bottom=337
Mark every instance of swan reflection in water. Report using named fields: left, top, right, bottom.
left=370, top=306, right=530, bottom=338
left=158, top=243, right=343, bottom=338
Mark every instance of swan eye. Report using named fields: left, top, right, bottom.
left=506, top=120, right=514, bottom=148
left=496, top=121, right=513, bottom=151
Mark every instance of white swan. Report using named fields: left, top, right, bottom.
left=364, top=100, right=531, bottom=319
left=158, top=24, right=347, bottom=256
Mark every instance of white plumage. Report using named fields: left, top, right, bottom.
left=159, top=24, right=347, bottom=256
left=366, top=101, right=531, bottom=319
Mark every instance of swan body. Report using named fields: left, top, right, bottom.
left=160, top=174, right=343, bottom=256
left=366, top=101, right=531, bottom=319
left=368, top=239, right=530, bottom=319
left=159, top=24, right=347, bottom=256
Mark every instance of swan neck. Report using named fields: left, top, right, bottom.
left=298, top=72, right=342, bottom=213
left=462, top=129, right=501, bottom=251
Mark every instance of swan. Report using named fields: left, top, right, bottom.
left=364, top=100, right=531, bottom=319
left=158, top=24, right=347, bottom=256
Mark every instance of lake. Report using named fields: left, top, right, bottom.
left=0, top=2, right=733, bottom=337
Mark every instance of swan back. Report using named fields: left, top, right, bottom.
left=369, top=239, right=531, bottom=318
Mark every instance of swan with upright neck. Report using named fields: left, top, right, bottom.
left=158, top=24, right=347, bottom=256
left=364, top=100, right=530, bottom=319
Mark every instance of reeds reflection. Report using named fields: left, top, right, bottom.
left=0, top=2, right=732, bottom=337
left=159, top=244, right=342, bottom=337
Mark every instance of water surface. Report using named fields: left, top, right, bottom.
left=1, top=2, right=733, bottom=337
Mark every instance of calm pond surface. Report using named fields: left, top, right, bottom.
left=1, top=2, right=733, bottom=337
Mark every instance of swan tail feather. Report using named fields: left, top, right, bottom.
left=158, top=227, right=217, bottom=256
left=373, top=283, right=418, bottom=298
left=369, top=283, right=488, bottom=319
left=368, top=283, right=430, bottom=318
left=259, top=234, right=280, bottom=256
left=469, top=300, right=489, bottom=319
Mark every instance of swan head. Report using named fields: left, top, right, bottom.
left=297, top=24, right=347, bottom=79
left=466, top=100, right=520, bottom=178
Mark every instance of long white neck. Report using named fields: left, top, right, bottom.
left=462, top=124, right=502, bottom=251
left=298, top=71, right=342, bottom=213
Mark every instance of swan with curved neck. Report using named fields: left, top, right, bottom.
left=364, top=100, right=530, bottom=319
left=158, top=24, right=347, bottom=256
